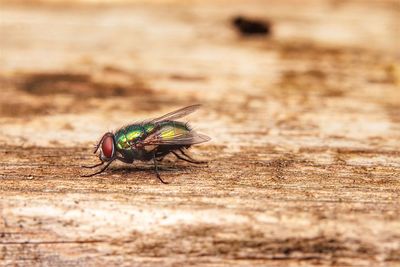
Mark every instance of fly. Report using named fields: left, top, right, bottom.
left=82, top=104, right=211, bottom=183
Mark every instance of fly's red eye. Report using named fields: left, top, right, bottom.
left=102, top=136, right=114, bottom=158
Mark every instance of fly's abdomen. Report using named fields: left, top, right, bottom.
left=157, top=121, right=190, bottom=141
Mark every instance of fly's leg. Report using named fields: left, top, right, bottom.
left=81, top=161, right=113, bottom=177
left=153, top=152, right=168, bottom=184
left=179, top=148, right=207, bottom=164
left=118, top=154, right=167, bottom=184
left=82, top=151, right=106, bottom=168
left=171, top=151, right=201, bottom=164
left=82, top=161, right=104, bottom=168
left=175, top=148, right=208, bottom=164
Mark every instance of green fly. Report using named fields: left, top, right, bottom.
left=82, top=104, right=210, bottom=183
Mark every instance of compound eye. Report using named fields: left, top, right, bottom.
left=101, top=136, right=114, bottom=159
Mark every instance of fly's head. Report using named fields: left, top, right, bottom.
left=95, top=132, right=116, bottom=162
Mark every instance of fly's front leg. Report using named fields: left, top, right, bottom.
left=82, top=153, right=105, bottom=168
left=82, top=161, right=104, bottom=168
left=82, top=151, right=134, bottom=177
left=81, top=160, right=113, bottom=177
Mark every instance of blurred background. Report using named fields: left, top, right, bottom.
left=1, top=0, right=399, bottom=147
left=1, top=0, right=399, bottom=266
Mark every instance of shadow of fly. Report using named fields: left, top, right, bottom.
left=82, top=104, right=211, bottom=183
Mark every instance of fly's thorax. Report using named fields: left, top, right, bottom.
left=114, top=123, right=157, bottom=150
left=114, top=131, right=128, bottom=150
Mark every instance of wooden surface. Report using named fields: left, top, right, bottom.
left=1, top=0, right=400, bottom=266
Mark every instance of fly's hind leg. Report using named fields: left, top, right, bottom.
left=171, top=151, right=199, bottom=164
left=153, top=152, right=168, bottom=184
left=176, top=148, right=208, bottom=164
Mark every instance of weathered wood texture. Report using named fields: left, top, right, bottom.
left=1, top=0, right=400, bottom=266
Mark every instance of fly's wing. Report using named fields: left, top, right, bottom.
left=149, top=104, right=201, bottom=124
left=141, top=125, right=210, bottom=146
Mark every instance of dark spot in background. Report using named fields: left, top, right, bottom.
left=0, top=102, right=55, bottom=117
left=278, top=70, right=345, bottom=98
left=0, top=71, right=155, bottom=117
left=169, top=74, right=206, bottom=82
left=15, top=72, right=152, bottom=98
left=232, top=16, right=271, bottom=36
left=0, top=71, right=201, bottom=118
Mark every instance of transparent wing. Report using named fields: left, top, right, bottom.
left=141, top=125, right=210, bottom=146
left=150, top=104, right=201, bottom=124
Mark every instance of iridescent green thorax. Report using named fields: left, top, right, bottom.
left=114, top=121, right=190, bottom=150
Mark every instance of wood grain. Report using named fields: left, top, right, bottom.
left=1, top=0, right=399, bottom=266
